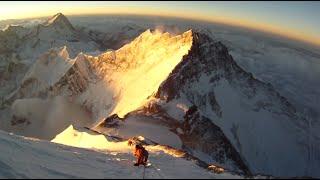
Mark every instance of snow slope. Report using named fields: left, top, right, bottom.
left=98, top=113, right=183, bottom=149
left=97, top=109, right=248, bottom=174
left=0, top=128, right=242, bottom=179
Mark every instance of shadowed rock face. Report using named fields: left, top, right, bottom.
left=43, top=13, right=76, bottom=31
left=138, top=100, right=250, bottom=174
left=154, top=31, right=317, bottom=177
left=178, top=105, right=251, bottom=175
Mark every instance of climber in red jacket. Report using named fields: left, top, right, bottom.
left=133, top=144, right=148, bottom=166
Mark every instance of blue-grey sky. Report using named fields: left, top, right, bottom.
left=0, top=1, right=319, bottom=45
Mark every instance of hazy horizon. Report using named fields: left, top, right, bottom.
left=1, top=12, right=319, bottom=52
left=0, top=1, right=319, bottom=47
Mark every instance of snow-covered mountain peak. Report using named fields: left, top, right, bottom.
left=5, top=28, right=194, bottom=130
left=43, top=12, right=75, bottom=31
left=152, top=29, right=318, bottom=177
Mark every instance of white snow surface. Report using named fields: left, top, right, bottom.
left=212, top=79, right=306, bottom=176
left=0, top=128, right=242, bottom=179
left=99, top=114, right=182, bottom=149
left=163, top=70, right=317, bottom=177
left=22, top=46, right=75, bottom=89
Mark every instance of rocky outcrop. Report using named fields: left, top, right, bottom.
left=153, top=31, right=317, bottom=177
left=179, top=105, right=250, bottom=175
left=43, top=13, right=76, bottom=31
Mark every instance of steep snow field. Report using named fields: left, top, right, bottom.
left=0, top=129, right=242, bottom=179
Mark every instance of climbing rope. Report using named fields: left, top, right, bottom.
left=142, top=165, right=146, bottom=179
left=148, top=162, right=165, bottom=179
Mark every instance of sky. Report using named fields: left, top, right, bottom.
left=0, top=1, right=319, bottom=46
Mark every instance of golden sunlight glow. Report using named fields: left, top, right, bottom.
left=82, top=29, right=193, bottom=128
left=169, top=13, right=320, bottom=47
left=51, top=125, right=130, bottom=152
left=0, top=2, right=318, bottom=46
left=51, top=125, right=188, bottom=156
left=0, top=4, right=318, bottom=46
left=110, top=29, right=193, bottom=118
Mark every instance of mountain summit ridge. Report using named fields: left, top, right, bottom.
left=43, top=12, right=75, bottom=31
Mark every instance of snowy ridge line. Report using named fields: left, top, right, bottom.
left=0, top=129, right=216, bottom=179
left=84, top=126, right=123, bottom=142
left=115, top=107, right=251, bottom=175
left=134, top=108, right=253, bottom=176
left=86, top=124, right=251, bottom=178
left=3, top=27, right=194, bottom=129
left=151, top=29, right=317, bottom=177
left=137, top=106, right=313, bottom=179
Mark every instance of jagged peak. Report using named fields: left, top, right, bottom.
left=57, top=46, right=70, bottom=60
left=42, top=13, right=75, bottom=30
left=46, top=13, right=66, bottom=24
left=136, top=28, right=193, bottom=43
left=183, top=29, right=193, bottom=37
left=142, top=28, right=193, bottom=37
left=140, top=28, right=152, bottom=36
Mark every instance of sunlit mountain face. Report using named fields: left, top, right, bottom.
left=0, top=10, right=319, bottom=179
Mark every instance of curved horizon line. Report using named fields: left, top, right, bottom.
left=2, top=12, right=319, bottom=48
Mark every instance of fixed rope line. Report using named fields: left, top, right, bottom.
left=148, top=162, right=165, bottom=179
left=143, top=165, right=146, bottom=179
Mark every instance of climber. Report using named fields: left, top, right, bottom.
left=133, top=144, right=149, bottom=166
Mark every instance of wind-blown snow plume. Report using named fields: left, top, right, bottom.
left=6, top=29, right=193, bottom=133
left=89, top=29, right=193, bottom=125
left=2, top=28, right=196, bottom=176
